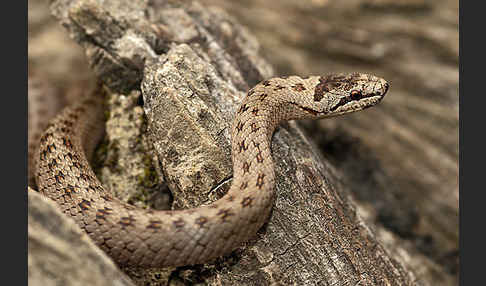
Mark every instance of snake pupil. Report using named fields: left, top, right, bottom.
left=350, top=90, right=362, bottom=100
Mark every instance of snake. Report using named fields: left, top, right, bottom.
left=32, top=73, right=388, bottom=268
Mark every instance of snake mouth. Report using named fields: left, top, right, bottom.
left=329, top=83, right=387, bottom=114
left=289, top=93, right=384, bottom=118
left=329, top=95, right=384, bottom=116
left=382, top=82, right=390, bottom=95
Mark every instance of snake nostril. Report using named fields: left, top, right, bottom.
left=382, top=82, right=389, bottom=95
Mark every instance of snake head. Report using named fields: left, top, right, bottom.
left=309, top=73, right=389, bottom=117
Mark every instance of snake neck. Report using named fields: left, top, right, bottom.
left=230, top=105, right=276, bottom=198
left=228, top=83, right=311, bottom=201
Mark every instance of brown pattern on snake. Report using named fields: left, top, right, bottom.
left=28, top=76, right=63, bottom=188
left=34, top=73, right=388, bottom=267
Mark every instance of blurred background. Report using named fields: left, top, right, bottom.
left=28, top=0, right=458, bottom=284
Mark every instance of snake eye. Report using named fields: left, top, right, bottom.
left=350, top=90, right=362, bottom=100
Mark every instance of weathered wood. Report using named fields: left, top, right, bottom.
left=28, top=188, right=135, bottom=286
left=199, top=1, right=458, bottom=284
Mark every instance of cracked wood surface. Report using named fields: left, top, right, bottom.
left=28, top=189, right=135, bottom=286
left=202, top=1, right=458, bottom=285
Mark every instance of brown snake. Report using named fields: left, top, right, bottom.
left=32, top=73, right=388, bottom=267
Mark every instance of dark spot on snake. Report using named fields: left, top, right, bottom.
left=256, top=151, right=264, bottom=163
left=62, top=120, right=73, bottom=128
left=217, top=209, right=234, bottom=222
left=49, top=158, right=58, bottom=168
left=62, top=192, right=73, bottom=200
left=63, top=138, right=73, bottom=149
left=173, top=218, right=185, bottom=229
left=251, top=108, right=259, bottom=116
left=240, top=181, right=248, bottom=190
left=314, top=74, right=354, bottom=102
left=40, top=150, right=47, bottom=160
left=241, top=197, right=253, bottom=207
left=78, top=199, right=91, bottom=210
left=274, top=85, right=285, bottom=91
left=63, top=186, right=76, bottom=199
left=146, top=219, right=162, bottom=229
left=238, top=103, right=250, bottom=114
left=40, top=132, right=53, bottom=143
left=259, top=93, right=268, bottom=101
left=262, top=80, right=271, bottom=87
left=96, top=208, right=113, bottom=220
left=65, top=184, right=76, bottom=194
left=46, top=143, right=57, bottom=153
left=242, top=161, right=251, bottom=174
left=250, top=122, right=260, bottom=133
left=252, top=141, right=260, bottom=149
left=55, top=171, right=65, bottom=184
left=236, top=121, right=244, bottom=133
left=80, top=174, right=90, bottom=182
left=65, top=152, right=73, bottom=160
left=195, top=217, right=208, bottom=227
left=330, top=97, right=352, bottom=111
left=238, top=139, right=248, bottom=153
left=68, top=112, right=79, bottom=121
left=256, top=173, right=266, bottom=189
left=313, top=77, right=329, bottom=102
left=119, top=215, right=136, bottom=227
left=72, top=162, right=81, bottom=169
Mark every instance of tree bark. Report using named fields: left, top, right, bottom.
left=28, top=189, right=135, bottom=286
left=198, top=1, right=458, bottom=284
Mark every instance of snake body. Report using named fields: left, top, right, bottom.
left=34, top=73, right=388, bottom=267
left=28, top=76, right=63, bottom=188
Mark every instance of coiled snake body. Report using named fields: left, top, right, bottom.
left=33, top=73, right=388, bottom=267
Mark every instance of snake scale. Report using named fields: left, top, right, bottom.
left=32, top=73, right=388, bottom=267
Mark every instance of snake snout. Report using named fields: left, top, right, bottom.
left=372, top=79, right=389, bottom=99
left=382, top=82, right=389, bottom=96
